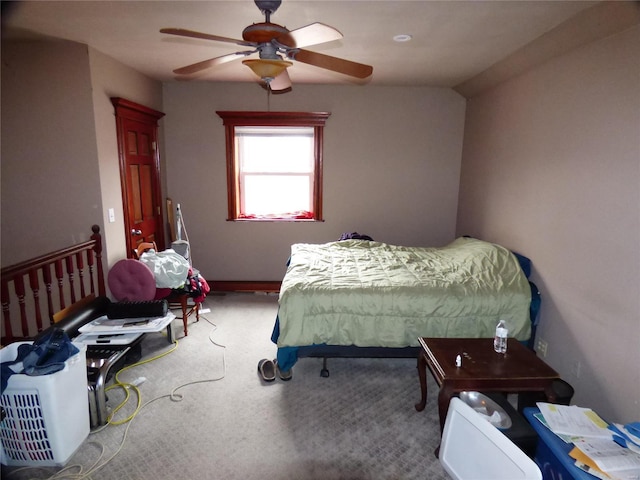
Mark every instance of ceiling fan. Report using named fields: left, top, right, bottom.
left=160, top=0, right=373, bottom=92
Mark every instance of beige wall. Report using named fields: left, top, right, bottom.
left=456, top=26, right=640, bottom=422
left=87, top=47, right=164, bottom=268
left=162, top=82, right=466, bottom=281
left=1, top=40, right=163, bottom=272
left=1, top=38, right=465, bottom=283
left=1, top=40, right=101, bottom=264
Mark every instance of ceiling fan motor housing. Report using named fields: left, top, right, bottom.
left=242, top=21, right=297, bottom=60
left=254, top=0, right=282, bottom=18
left=242, top=22, right=290, bottom=44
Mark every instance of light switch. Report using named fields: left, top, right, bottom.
left=108, top=208, right=116, bottom=223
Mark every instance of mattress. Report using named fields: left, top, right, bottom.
left=276, top=237, right=532, bottom=349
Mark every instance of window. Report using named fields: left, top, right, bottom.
left=217, top=111, right=330, bottom=221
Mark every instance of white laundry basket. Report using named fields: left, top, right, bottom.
left=0, top=341, right=89, bottom=467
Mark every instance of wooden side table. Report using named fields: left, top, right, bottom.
left=415, top=337, right=560, bottom=434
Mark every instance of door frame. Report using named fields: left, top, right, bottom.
left=111, top=97, right=166, bottom=257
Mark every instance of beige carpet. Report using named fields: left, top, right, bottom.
left=2, top=292, right=449, bottom=480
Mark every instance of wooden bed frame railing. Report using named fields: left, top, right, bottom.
left=1, top=225, right=106, bottom=344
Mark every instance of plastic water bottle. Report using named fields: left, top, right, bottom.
left=494, top=320, right=508, bottom=354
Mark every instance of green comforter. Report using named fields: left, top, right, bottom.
left=277, top=237, right=531, bottom=348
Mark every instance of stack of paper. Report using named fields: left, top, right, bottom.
left=75, top=313, right=176, bottom=344
left=536, top=403, right=640, bottom=480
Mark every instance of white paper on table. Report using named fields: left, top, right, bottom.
left=537, top=402, right=612, bottom=439
left=78, top=313, right=175, bottom=334
left=574, top=438, right=640, bottom=475
left=609, top=470, right=640, bottom=480
left=533, top=412, right=583, bottom=443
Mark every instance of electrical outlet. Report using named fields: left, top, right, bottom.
left=536, top=338, right=548, bottom=357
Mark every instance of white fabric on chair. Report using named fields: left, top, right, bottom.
left=138, top=248, right=189, bottom=289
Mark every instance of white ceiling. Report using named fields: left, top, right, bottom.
left=1, top=0, right=622, bottom=94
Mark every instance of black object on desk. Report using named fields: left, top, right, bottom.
left=107, top=300, right=168, bottom=319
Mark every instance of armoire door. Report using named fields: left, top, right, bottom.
left=112, top=97, right=165, bottom=256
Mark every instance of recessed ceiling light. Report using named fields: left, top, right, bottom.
left=393, top=34, right=412, bottom=43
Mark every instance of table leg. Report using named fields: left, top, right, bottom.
left=415, top=352, right=428, bottom=411
left=166, top=323, right=175, bottom=344
left=434, top=383, right=454, bottom=459
left=437, top=383, right=454, bottom=434
left=179, top=295, right=188, bottom=336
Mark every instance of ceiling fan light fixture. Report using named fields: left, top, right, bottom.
left=243, top=58, right=293, bottom=82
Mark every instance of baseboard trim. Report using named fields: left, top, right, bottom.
left=210, top=280, right=281, bottom=293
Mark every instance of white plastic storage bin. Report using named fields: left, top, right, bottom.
left=0, top=341, right=89, bottom=467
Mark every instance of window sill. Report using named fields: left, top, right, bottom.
left=227, top=218, right=324, bottom=223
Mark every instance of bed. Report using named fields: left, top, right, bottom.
left=271, top=236, right=540, bottom=375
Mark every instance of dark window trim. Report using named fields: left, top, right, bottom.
left=216, top=111, right=331, bottom=222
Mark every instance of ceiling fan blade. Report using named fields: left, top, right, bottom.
left=269, top=69, right=292, bottom=91
left=173, top=52, right=251, bottom=75
left=276, top=22, right=342, bottom=49
left=160, top=28, right=255, bottom=47
left=291, top=49, right=373, bottom=79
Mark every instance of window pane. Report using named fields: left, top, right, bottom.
left=217, top=111, right=330, bottom=221
left=243, top=175, right=311, bottom=215
left=237, top=126, right=314, bottom=173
